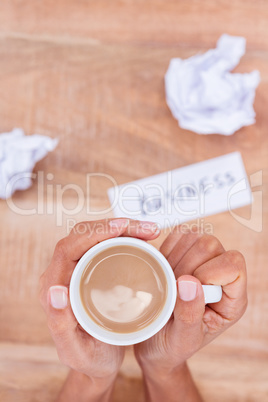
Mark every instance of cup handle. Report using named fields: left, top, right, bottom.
left=202, top=285, right=222, bottom=304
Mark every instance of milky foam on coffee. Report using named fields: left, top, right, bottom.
left=80, top=245, right=168, bottom=333
left=91, top=285, right=153, bottom=322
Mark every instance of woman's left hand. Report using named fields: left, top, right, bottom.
left=39, top=218, right=160, bottom=382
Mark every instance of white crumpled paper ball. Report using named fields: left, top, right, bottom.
left=165, top=34, right=260, bottom=135
left=0, top=128, right=58, bottom=199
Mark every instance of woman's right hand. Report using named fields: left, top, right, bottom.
left=135, top=228, right=247, bottom=378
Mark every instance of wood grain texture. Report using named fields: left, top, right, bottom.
left=1, top=1, right=268, bottom=50
left=0, top=1, right=267, bottom=401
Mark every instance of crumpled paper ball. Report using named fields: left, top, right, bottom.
left=0, top=128, right=58, bottom=199
left=165, top=34, right=260, bottom=135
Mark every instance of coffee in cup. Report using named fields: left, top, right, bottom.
left=70, top=237, right=222, bottom=345
left=79, top=244, right=168, bottom=334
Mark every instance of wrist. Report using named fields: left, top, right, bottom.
left=88, top=371, right=118, bottom=391
left=57, top=369, right=117, bottom=402
left=136, top=349, right=187, bottom=382
left=141, top=363, right=203, bottom=402
left=141, top=361, right=188, bottom=384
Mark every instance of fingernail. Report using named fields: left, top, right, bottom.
left=49, top=286, right=68, bottom=309
left=109, top=218, right=129, bottom=230
left=178, top=281, right=197, bottom=302
left=139, top=221, right=160, bottom=235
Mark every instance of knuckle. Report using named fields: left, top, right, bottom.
left=226, top=250, right=246, bottom=273
left=54, top=238, right=68, bottom=259
left=198, top=235, right=222, bottom=254
left=224, top=298, right=248, bottom=322
left=203, top=310, right=226, bottom=333
left=226, top=307, right=242, bottom=322
left=225, top=307, right=238, bottom=322
left=179, top=310, right=201, bottom=325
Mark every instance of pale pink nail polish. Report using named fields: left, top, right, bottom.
left=139, top=221, right=160, bottom=234
left=49, top=286, right=68, bottom=309
left=178, top=281, right=197, bottom=301
left=109, top=219, right=129, bottom=229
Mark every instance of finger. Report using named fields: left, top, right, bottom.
left=173, top=235, right=225, bottom=278
left=41, top=218, right=129, bottom=291
left=123, top=220, right=160, bottom=240
left=166, top=232, right=202, bottom=270
left=159, top=225, right=201, bottom=260
left=63, top=218, right=160, bottom=263
left=66, top=218, right=131, bottom=261
left=168, top=275, right=206, bottom=357
left=159, top=231, right=184, bottom=258
left=42, top=218, right=161, bottom=294
left=193, top=251, right=247, bottom=322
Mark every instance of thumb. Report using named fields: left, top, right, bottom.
left=48, top=285, right=69, bottom=310
left=47, top=286, right=78, bottom=341
left=170, top=275, right=205, bottom=353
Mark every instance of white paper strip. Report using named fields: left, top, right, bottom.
left=108, top=152, right=252, bottom=228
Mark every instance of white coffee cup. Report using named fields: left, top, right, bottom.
left=70, top=237, right=222, bottom=346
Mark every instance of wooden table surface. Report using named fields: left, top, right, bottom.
left=0, top=1, right=267, bottom=401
